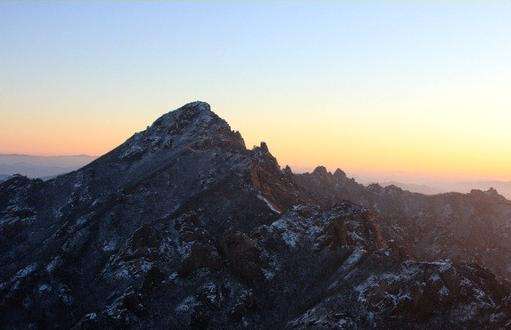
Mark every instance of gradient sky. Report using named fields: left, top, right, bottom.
left=2, top=1, right=511, bottom=182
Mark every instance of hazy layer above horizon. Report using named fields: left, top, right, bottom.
left=0, top=154, right=96, bottom=178
left=1, top=2, right=511, bottom=182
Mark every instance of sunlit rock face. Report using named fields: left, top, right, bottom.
left=2, top=102, right=511, bottom=329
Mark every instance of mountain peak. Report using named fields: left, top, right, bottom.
left=151, top=101, right=214, bottom=130
left=312, top=165, right=329, bottom=176
left=71, top=102, right=246, bottom=193
left=333, top=168, right=347, bottom=178
left=182, top=100, right=211, bottom=111
left=171, top=100, right=212, bottom=118
left=141, top=101, right=245, bottom=151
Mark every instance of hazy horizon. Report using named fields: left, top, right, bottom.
left=2, top=150, right=511, bottom=200
left=2, top=2, right=511, bottom=183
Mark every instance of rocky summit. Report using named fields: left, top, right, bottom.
left=2, top=102, right=511, bottom=329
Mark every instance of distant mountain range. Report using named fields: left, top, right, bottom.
left=3, top=102, right=511, bottom=328
left=0, top=154, right=96, bottom=179
left=378, top=180, right=511, bottom=199
left=378, top=181, right=445, bottom=195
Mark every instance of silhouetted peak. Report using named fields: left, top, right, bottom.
left=80, top=101, right=247, bottom=181
left=384, top=184, right=403, bottom=193
left=312, top=166, right=329, bottom=176
left=252, top=141, right=280, bottom=169
left=367, top=183, right=383, bottom=192
left=470, top=187, right=505, bottom=201
left=252, top=142, right=274, bottom=158
left=283, top=165, right=293, bottom=176
left=259, top=142, right=269, bottom=153
left=142, top=101, right=246, bottom=149
left=486, top=187, right=499, bottom=196
left=333, top=168, right=347, bottom=179
left=151, top=101, right=214, bottom=129
left=182, top=100, right=211, bottom=112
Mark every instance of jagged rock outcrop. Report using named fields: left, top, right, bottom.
left=291, top=168, right=511, bottom=283
left=2, top=101, right=511, bottom=329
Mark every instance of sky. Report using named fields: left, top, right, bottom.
left=1, top=1, right=511, bottom=183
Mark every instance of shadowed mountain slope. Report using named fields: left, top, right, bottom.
left=2, top=102, right=511, bottom=329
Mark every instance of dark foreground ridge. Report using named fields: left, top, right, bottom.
left=2, top=102, right=511, bottom=328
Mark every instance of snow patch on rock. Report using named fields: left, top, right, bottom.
left=257, top=194, right=281, bottom=214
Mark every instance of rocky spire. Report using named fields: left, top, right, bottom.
left=312, top=165, right=329, bottom=176
left=333, top=168, right=346, bottom=179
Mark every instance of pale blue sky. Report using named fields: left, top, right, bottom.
left=2, top=1, right=511, bottom=180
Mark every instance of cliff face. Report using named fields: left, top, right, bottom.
left=2, top=102, right=511, bottom=329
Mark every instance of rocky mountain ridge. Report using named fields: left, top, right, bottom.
left=1, top=102, right=511, bottom=329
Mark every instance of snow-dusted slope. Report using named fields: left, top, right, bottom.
left=1, top=102, right=511, bottom=328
